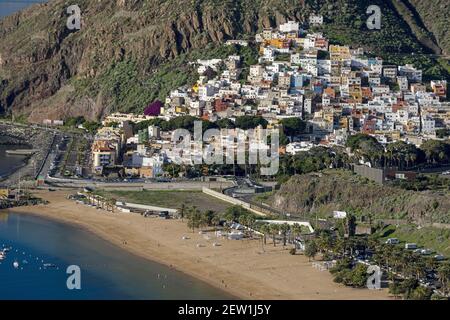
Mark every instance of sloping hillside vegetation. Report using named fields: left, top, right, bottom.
left=271, top=170, right=450, bottom=223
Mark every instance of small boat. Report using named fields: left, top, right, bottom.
left=13, top=260, right=19, bottom=269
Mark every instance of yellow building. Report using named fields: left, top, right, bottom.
left=175, top=106, right=188, bottom=114
left=265, top=38, right=290, bottom=49
left=339, top=117, right=350, bottom=130
left=0, top=187, right=9, bottom=199
left=329, top=45, right=351, bottom=61
left=391, top=131, right=401, bottom=140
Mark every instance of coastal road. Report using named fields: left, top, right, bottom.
left=45, top=177, right=234, bottom=191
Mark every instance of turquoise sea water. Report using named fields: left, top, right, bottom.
left=0, top=212, right=231, bottom=299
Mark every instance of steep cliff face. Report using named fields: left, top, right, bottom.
left=0, top=0, right=446, bottom=122
left=0, top=0, right=311, bottom=121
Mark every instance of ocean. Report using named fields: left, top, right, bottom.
left=0, top=145, right=29, bottom=179
left=0, top=1, right=49, bottom=19
left=0, top=212, right=231, bottom=299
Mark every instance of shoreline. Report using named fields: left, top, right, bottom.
left=7, top=206, right=239, bottom=300
left=5, top=189, right=392, bottom=300
left=0, top=144, right=31, bottom=181
left=0, top=123, right=54, bottom=185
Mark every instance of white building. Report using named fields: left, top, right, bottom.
left=309, top=14, right=323, bottom=25
left=398, top=64, right=422, bottom=83
left=148, top=126, right=161, bottom=139
left=279, top=21, right=299, bottom=33
left=398, top=76, right=409, bottom=91
left=421, top=118, right=436, bottom=134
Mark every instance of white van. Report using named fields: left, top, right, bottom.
left=385, top=238, right=399, bottom=245
left=405, top=243, right=418, bottom=250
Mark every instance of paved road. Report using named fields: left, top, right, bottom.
left=46, top=176, right=234, bottom=190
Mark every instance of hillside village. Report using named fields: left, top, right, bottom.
left=80, top=17, right=450, bottom=178
left=1, top=7, right=450, bottom=301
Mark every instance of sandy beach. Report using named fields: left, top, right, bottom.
left=6, top=189, right=391, bottom=300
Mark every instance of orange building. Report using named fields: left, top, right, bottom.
left=265, top=38, right=290, bottom=49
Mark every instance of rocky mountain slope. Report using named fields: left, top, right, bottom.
left=270, top=170, right=450, bottom=224
left=0, top=0, right=448, bottom=122
left=408, top=0, right=450, bottom=55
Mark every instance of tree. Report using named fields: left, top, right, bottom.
left=107, top=197, right=116, bottom=213
left=346, top=214, right=357, bottom=237
left=346, top=133, right=384, bottom=167
left=269, top=224, right=279, bottom=247
left=83, top=121, right=102, bottom=133
left=279, top=223, right=290, bottom=247
left=316, top=230, right=333, bottom=254
left=186, top=206, right=202, bottom=233
left=349, top=264, right=368, bottom=288
left=259, top=224, right=270, bottom=246
left=203, top=210, right=216, bottom=226
left=399, top=279, right=419, bottom=299
left=386, top=141, right=419, bottom=169
left=291, top=223, right=303, bottom=240
left=389, top=280, right=403, bottom=299
left=304, top=240, right=318, bottom=261
left=420, top=139, right=450, bottom=164
left=65, top=116, right=86, bottom=128
left=437, top=263, right=450, bottom=295
left=280, top=117, right=307, bottom=138
left=246, top=215, right=256, bottom=238
left=211, top=215, right=221, bottom=232
left=409, top=286, right=432, bottom=300
left=235, top=116, right=268, bottom=130
left=223, top=205, right=251, bottom=222
left=179, top=203, right=186, bottom=221
left=216, top=118, right=235, bottom=129
left=436, top=129, right=450, bottom=139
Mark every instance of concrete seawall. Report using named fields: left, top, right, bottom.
left=202, top=187, right=267, bottom=216
left=6, top=149, right=38, bottom=155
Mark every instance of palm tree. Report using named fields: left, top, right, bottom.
left=85, top=191, right=93, bottom=205
left=246, top=216, right=256, bottom=238
left=334, top=236, right=346, bottom=257
left=223, top=222, right=231, bottom=240
left=259, top=224, right=270, bottom=246
left=269, top=224, right=279, bottom=247
left=304, top=240, right=318, bottom=262
left=186, top=206, right=201, bottom=233
left=179, top=203, right=186, bottom=221
left=291, top=223, right=302, bottom=243
left=437, top=263, right=450, bottom=295
left=316, top=231, right=333, bottom=254
left=279, top=223, right=290, bottom=247
left=211, top=215, right=221, bottom=233
left=204, top=210, right=216, bottom=227
left=110, top=198, right=117, bottom=213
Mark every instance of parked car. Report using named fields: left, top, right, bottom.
left=420, top=249, right=433, bottom=255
